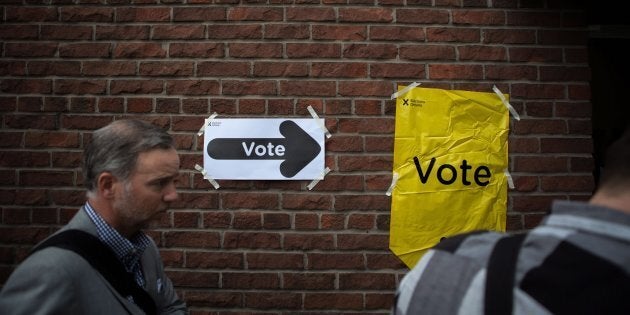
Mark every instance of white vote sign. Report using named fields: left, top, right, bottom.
left=203, top=118, right=325, bottom=180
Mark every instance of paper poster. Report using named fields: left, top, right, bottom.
left=389, top=86, right=509, bottom=268
left=203, top=118, right=325, bottom=180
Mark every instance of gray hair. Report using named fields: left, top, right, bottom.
left=83, top=119, right=174, bottom=194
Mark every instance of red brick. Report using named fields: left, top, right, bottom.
left=111, top=80, right=164, bottom=95
left=244, top=292, right=301, bottom=309
left=113, top=43, right=166, bottom=58
left=453, top=10, right=505, bottom=25
left=264, top=24, right=309, bottom=39
left=185, top=251, right=243, bottom=269
left=429, top=64, right=484, bottom=80
left=286, top=43, right=341, bottom=58
left=340, top=273, right=396, bottom=290
left=337, top=234, right=388, bottom=250
left=427, top=27, right=480, bottom=42
left=222, top=272, right=280, bottom=290
left=60, top=7, right=113, bottom=22
left=172, top=211, right=200, bottom=228
left=307, top=253, right=365, bottom=269
left=295, top=213, right=318, bottom=230
left=280, top=80, right=336, bottom=97
left=312, top=62, right=367, bottom=78
left=164, top=231, right=220, bottom=248
left=284, top=233, right=334, bottom=250
left=168, top=270, right=219, bottom=288
left=222, top=80, right=277, bottom=96
left=339, top=155, right=392, bottom=172
left=223, top=232, right=281, bottom=249
left=459, top=45, right=507, bottom=61
left=0, top=25, right=38, bottom=40
left=207, top=24, right=261, bottom=39
left=4, top=114, right=56, bottom=130
left=115, top=7, right=171, bottom=22
left=49, top=189, right=85, bottom=206
left=305, top=293, right=363, bottom=310
left=184, top=291, right=241, bottom=308
left=59, top=43, right=111, bottom=58
left=370, top=26, right=425, bottom=41
left=286, top=7, right=335, bottom=21
left=313, top=25, right=366, bottom=41
left=510, top=47, right=563, bottom=62
left=310, top=175, right=364, bottom=192
left=400, top=45, right=455, bottom=60
left=172, top=7, right=226, bottom=22
left=41, top=25, right=91, bottom=40
left=228, top=7, right=282, bottom=21
left=541, top=175, right=594, bottom=192
left=28, top=61, right=81, bottom=77
left=339, top=81, right=392, bottom=97
left=55, top=79, right=107, bottom=95
left=347, top=214, right=375, bottom=230
left=25, top=131, right=79, bottom=148
left=152, top=25, right=205, bottom=40
left=397, top=8, right=449, bottom=24
left=166, top=80, right=220, bottom=96
left=247, top=253, right=304, bottom=269
left=6, top=6, right=57, bottom=22
left=370, top=63, right=425, bottom=79
left=170, top=43, right=224, bottom=58
left=284, top=273, right=335, bottom=289
left=339, top=8, right=393, bottom=22
left=96, top=25, right=150, bottom=40
left=366, top=253, right=405, bottom=269
left=139, top=62, right=194, bottom=76
left=483, top=29, right=536, bottom=44
left=203, top=211, right=232, bottom=228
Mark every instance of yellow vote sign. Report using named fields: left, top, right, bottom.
left=390, top=86, right=509, bottom=268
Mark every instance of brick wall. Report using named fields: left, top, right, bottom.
left=0, top=1, right=593, bottom=314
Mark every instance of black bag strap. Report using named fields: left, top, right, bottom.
left=484, top=233, right=527, bottom=315
left=32, top=229, right=157, bottom=315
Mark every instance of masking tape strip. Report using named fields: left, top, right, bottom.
left=492, top=85, right=520, bottom=121
left=307, top=105, right=331, bottom=139
left=386, top=172, right=399, bottom=196
left=307, top=167, right=331, bottom=190
left=391, top=82, right=421, bottom=100
left=504, top=169, right=515, bottom=189
left=195, top=164, right=220, bottom=189
left=197, top=112, right=219, bottom=136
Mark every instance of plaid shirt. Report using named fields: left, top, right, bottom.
left=84, top=202, right=152, bottom=289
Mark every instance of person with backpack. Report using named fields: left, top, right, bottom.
left=0, top=119, right=188, bottom=315
left=393, top=126, right=630, bottom=315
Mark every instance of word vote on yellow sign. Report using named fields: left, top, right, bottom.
left=390, top=86, right=510, bottom=268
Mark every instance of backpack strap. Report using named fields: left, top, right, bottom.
left=32, top=229, right=157, bottom=315
left=484, top=233, right=527, bottom=315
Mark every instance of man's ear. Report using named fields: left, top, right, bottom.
left=97, top=172, right=117, bottom=199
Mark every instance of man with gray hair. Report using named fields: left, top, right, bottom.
left=0, top=119, right=188, bottom=314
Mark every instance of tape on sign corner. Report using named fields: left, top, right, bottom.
left=194, top=164, right=220, bottom=190
left=386, top=172, right=400, bottom=196
left=504, top=169, right=515, bottom=189
left=197, top=112, right=219, bottom=136
left=307, top=105, right=331, bottom=139
left=391, top=82, right=421, bottom=100
left=492, top=85, right=521, bottom=121
left=307, top=167, right=331, bottom=190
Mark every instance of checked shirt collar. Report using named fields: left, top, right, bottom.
left=84, top=202, right=152, bottom=288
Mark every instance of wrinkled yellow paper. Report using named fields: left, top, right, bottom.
left=390, top=86, right=509, bottom=268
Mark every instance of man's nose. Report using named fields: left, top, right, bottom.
left=163, top=182, right=178, bottom=202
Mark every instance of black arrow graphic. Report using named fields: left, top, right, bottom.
left=207, top=120, right=321, bottom=178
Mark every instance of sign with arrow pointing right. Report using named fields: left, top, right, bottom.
left=203, top=118, right=325, bottom=180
